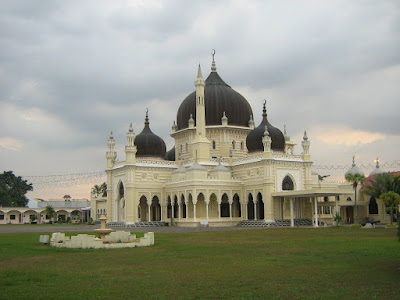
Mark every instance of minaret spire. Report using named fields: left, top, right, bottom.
left=211, top=49, right=217, bottom=72
left=197, top=63, right=203, bottom=79
left=144, top=108, right=149, bottom=126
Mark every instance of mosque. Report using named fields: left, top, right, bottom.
left=91, top=53, right=393, bottom=227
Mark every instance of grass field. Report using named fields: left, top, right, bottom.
left=0, top=227, right=399, bottom=299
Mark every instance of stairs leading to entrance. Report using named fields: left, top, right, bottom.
left=238, top=219, right=312, bottom=227
left=106, top=221, right=169, bottom=228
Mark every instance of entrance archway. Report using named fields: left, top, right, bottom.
left=232, top=194, right=241, bottom=217
left=196, top=193, right=206, bottom=219
left=151, top=196, right=161, bottom=221
left=221, top=193, right=230, bottom=217
left=257, top=192, right=264, bottom=220
left=247, top=194, right=254, bottom=220
left=209, top=193, right=218, bottom=218
left=139, top=196, right=148, bottom=221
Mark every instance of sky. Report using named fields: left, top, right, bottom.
left=0, top=0, right=399, bottom=200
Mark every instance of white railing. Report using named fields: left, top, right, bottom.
left=273, top=153, right=302, bottom=161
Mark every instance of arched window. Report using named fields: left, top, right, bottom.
left=241, top=142, right=244, bottom=150
left=282, top=176, right=294, bottom=190
left=180, top=144, right=183, bottom=153
left=119, top=182, right=124, bottom=198
left=232, top=141, right=235, bottom=150
left=212, top=140, right=216, bottom=150
left=185, top=143, right=188, bottom=152
left=369, top=197, right=378, bottom=214
left=347, top=197, right=352, bottom=201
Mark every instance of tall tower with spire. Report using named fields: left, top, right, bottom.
left=192, top=64, right=210, bottom=162
left=125, top=123, right=137, bottom=164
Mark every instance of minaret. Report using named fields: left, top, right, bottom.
left=106, top=131, right=117, bottom=169
left=262, top=126, right=272, bottom=158
left=302, top=130, right=311, bottom=161
left=125, top=123, right=137, bottom=164
left=192, top=64, right=210, bottom=162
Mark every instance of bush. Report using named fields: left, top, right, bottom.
left=49, top=221, right=53, bottom=224
left=350, top=223, right=362, bottom=228
left=397, top=219, right=400, bottom=242
left=88, top=218, right=94, bottom=225
left=385, top=223, right=398, bottom=229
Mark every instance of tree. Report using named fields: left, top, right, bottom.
left=92, top=182, right=107, bottom=198
left=345, top=173, right=365, bottom=224
left=0, top=171, right=33, bottom=207
left=363, top=173, right=400, bottom=224
left=100, top=182, right=107, bottom=197
left=45, top=205, right=56, bottom=223
left=380, top=192, right=400, bottom=225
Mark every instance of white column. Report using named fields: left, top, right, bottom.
left=218, top=203, right=221, bottom=220
left=290, top=198, right=294, bottom=227
left=147, top=204, right=150, bottom=222
left=178, top=203, right=181, bottom=220
left=160, top=205, right=163, bottom=221
left=229, top=203, right=232, bottom=220
left=314, top=197, right=319, bottom=227
left=254, top=202, right=257, bottom=220
left=193, top=203, right=197, bottom=221
left=206, top=203, right=209, bottom=220
left=171, top=203, right=175, bottom=221
left=185, top=202, right=189, bottom=219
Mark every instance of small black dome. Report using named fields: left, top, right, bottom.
left=135, top=111, right=166, bottom=158
left=176, top=65, right=253, bottom=130
left=165, top=146, right=176, bottom=161
left=246, top=102, right=285, bottom=152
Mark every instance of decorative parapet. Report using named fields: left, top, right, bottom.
left=272, top=153, right=303, bottom=162
left=49, top=232, right=154, bottom=249
left=233, top=153, right=263, bottom=165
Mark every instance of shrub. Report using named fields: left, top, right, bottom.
left=385, top=223, right=398, bottom=229
left=88, top=218, right=94, bottom=225
left=350, top=223, right=362, bottom=228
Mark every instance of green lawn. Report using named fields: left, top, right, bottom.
left=0, top=228, right=399, bottom=299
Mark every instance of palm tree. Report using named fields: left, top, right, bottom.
left=364, top=173, right=400, bottom=224
left=380, top=192, right=400, bottom=225
left=345, top=173, right=365, bottom=224
left=45, top=205, right=56, bottom=223
left=100, top=182, right=107, bottom=197
left=91, top=184, right=102, bottom=198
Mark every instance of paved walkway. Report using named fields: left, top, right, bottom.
left=0, top=224, right=256, bottom=234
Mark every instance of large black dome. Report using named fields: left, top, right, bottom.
left=246, top=102, right=285, bottom=153
left=176, top=68, right=253, bottom=130
left=134, top=112, right=166, bottom=158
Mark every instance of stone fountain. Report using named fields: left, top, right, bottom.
left=94, top=215, right=114, bottom=243
left=45, top=215, right=155, bottom=249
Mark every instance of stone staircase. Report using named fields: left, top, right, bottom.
left=238, top=219, right=312, bottom=227
left=106, top=221, right=169, bottom=228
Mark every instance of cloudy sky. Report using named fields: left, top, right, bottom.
left=1, top=0, right=399, bottom=199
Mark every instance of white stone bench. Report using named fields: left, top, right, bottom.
left=200, top=221, right=209, bottom=227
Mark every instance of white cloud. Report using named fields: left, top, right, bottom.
left=0, top=137, right=23, bottom=151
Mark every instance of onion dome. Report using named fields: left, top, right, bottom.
left=187, top=162, right=207, bottom=171
left=173, top=165, right=186, bottom=173
left=165, top=146, right=175, bottom=161
left=369, top=158, right=384, bottom=176
left=176, top=52, right=253, bottom=130
left=344, top=156, right=364, bottom=178
left=246, top=101, right=285, bottom=152
left=210, top=163, right=230, bottom=173
left=134, top=109, right=166, bottom=158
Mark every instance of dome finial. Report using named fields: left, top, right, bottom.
left=303, top=130, right=308, bottom=141
left=211, top=49, right=217, bottom=72
left=262, top=99, right=267, bottom=119
left=374, top=157, right=380, bottom=168
left=145, top=108, right=149, bottom=126
left=352, top=155, right=355, bottom=167
left=284, top=124, right=287, bottom=134
left=109, top=131, right=114, bottom=140
left=129, top=122, right=133, bottom=132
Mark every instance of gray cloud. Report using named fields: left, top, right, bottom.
left=1, top=0, right=399, bottom=189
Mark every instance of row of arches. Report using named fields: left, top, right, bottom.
left=131, top=192, right=267, bottom=222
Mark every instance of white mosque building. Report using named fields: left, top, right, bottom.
left=91, top=53, right=393, bottom=227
